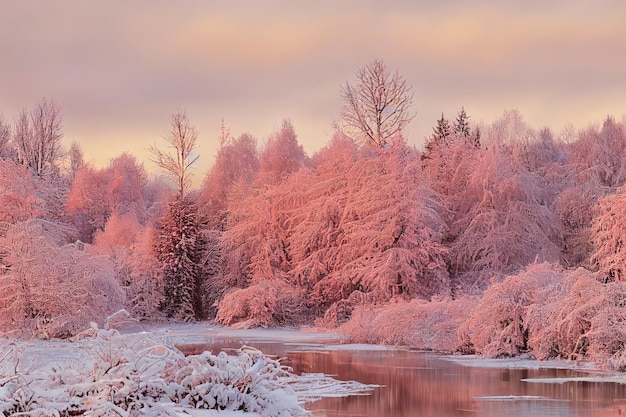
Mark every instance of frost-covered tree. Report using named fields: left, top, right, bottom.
left=0, top=219, right=124, bottom=338
left=154, top=196, right=205, bottom=321
left=93, top=213, right=163, bottom=320
left=0, top=159, right=42, bottom=226
left=217, top=137, right=449, bottom=327
left=199, top=131, right=259, bottom=229
left=259, top=120, right=307, bottom=183
left=339, top=60, right=415, bottom=147
left=568, top=116, right=626, bottom=188
left=12, top=98, right=63, bottom=176
left=590, top=187, right=626, bottom=282
left=67, top=154, right=148, bottom=242
left=448, top=146, right=561, bottom=290
left=0, top=114, right=11, bottom=159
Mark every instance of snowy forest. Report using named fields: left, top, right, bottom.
left=2, top=60, right=626, bottom=370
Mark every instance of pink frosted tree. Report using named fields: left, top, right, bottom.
left=258, top=120, right=307, bottom=183
left=67, top=154, right=148, bottom=242
left=199, top=131, right=259, bottom=230
left=93, top=214, right=163, bottom=320
left=590, top=186, right=626, bottom=282
left=216, top=136, right=450, bottom=326
left=0, top=159, right=42, bottom=226
left=448, top=145, right=561, bottom=291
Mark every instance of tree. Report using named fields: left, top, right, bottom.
left=454, top=107, right=471, bottom=137
left=150, top=111, right=199, bottom=198
left=199, top=130, right=259, bottom=230
left=154, top=196, right=204, bottom=321
left=0, top=159, right=42, bottom=226
left=13, top=98, right=63, bottom=176
left=0, top=114, right=10, bottom=159
left=69, top=141, right=85, bottom=179
left=590, top=187, right=626, bottom=282
left=259, top=120, right=307, bottom=182
left=0, top=219, right=124, bottom=338
left=339, top=60, right=414, bottom=147
left=454, top=107, right=480, bottom=148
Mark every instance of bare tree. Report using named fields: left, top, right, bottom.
left=339, top=60, right=415, bottom=147
left=69, top=141, right=84, bottom=179
left=150, top=111, right=199, bottom=197
left=0, top=114, right=10, bottom=158
left=13, top=98, right=63, bottom=176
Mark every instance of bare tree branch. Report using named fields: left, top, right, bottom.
left=150, top=111, right=199, bottom=197
left=339, top=60, right=415, bottom=148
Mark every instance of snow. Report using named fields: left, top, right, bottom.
left=523, top=376, right=626, bottom=385
left=0, top=324, right=378, bottom=417
left=443, top=354, right=596, bottom=371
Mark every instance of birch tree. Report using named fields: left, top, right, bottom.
left=150, top=111, right=199, bottom=198
left=339, top=60, right=414, bottom=147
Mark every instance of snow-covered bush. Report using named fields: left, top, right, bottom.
left=0, top=326, right=309, bottom=416
left=0, top=219, right=124, bottom=339
left=534, top=269, right=626, bottom=366
left=216, top=281, right=308, bottom=328
left=337, top=296, right=475, bottom=352
left=466, top=263, right=565, bottom=358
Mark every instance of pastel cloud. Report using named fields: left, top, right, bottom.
left=0, top=1, right=624, bottom=175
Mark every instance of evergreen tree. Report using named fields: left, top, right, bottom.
left=154, top=196, right=205, bottom=321
left=454, top=107, right=471, bottom=138
left=433, top=112, right=453, bottom=143
left=423, top=113, right=453, bottom=158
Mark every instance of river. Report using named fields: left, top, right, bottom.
left=175, top=331, right=626, bottom=417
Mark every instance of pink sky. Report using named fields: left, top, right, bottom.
left=1, top=1, right=625, bottom=175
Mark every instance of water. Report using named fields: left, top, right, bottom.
left=179, top=338, right=626, bottom=417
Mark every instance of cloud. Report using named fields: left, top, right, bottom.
left=1, top=1, right=625, bottom=174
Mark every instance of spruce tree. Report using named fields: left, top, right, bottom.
left=155, top=196, right=204, bottom=321
left=423, top=113, right=453, bottom=158
left=454, top=107, right=471, bottom=138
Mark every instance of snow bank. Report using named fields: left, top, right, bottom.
left=0, top=325, right=376, bottom=416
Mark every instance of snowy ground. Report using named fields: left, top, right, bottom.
left=0, top=323, right=378, bottom=417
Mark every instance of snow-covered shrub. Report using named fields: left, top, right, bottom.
left=337, top=296, right=475, bottom=352
left=467, top=263, right=565, bottom=358
left=535, top=269, right=626, bottom=366
left=0, top=219, right=125, bottom=339
left=0, top=327, right=309, bottom=417
left=216, top=280, right=308, bottom=328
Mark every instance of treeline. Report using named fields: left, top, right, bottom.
left=2, top=78, right=626, bottom=368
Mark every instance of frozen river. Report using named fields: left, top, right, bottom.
left=170, top=326, right=626, bottom=417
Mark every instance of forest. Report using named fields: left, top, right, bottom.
left=1, top=61, right=626, bottom=370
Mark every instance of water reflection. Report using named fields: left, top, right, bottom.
left=178, top=340, right=626, bottom=417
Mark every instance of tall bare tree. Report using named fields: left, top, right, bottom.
left=150, top=111, right=199, bottom=198
left=0, top=114, right=10, bottom=158
left=339, top=60, right=415, bottom=147
left=13, top=98, right=63, bottom=176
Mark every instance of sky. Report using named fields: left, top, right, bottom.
left=1, top=1, right=625, bottom=177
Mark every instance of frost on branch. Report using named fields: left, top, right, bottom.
left=0, top=159, right=41, bottom=225
left=217, top=138, right=449, bottom=327
left=338, top=295, right=476, bottom=352
left=590, top=186, right=626, bottom=282
left=0, top=219, right=124, bottom=338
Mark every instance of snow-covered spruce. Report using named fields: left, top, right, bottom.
left=0, top=326, right=313, bottom=416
